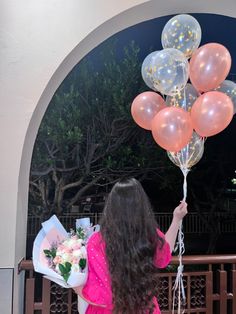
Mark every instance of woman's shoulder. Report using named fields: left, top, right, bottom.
left=156, top=228, right=168, bottom=249
left=87, top=231, right=102, bottom=246
left=87, top=231, right=105, bottom=256
left=156, top=228, right=165, bottom=239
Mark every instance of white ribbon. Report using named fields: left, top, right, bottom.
left=172, top=168, right=188, bottom=314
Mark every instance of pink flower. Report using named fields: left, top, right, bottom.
left=53, top=256, right=62, bottom=265
left=64, top=247, right=72, bottom=253
left=72, top=243, right=82, bottom=250
left=57, top=244, right=71, bottom=254
left=71, top=257, right=80, bottom=264
left=57, top=244, right=66, bottom=251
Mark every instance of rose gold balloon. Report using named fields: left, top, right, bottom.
left=131, top=91, right=166, bottom=130
left=151, top=107, right=193, bottom=152
left=191, top=91, right=234, bottom=137
left=190, top=43, right=231, bottom=92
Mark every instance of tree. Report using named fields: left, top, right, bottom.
left=29, top=40, right=170, bottom=217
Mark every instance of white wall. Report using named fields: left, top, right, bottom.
left=0, top=269, right=13, bottom=314
left=1, top=0, right=236, bottom=313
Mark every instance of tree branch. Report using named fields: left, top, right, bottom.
left=61, top=177, right=84, bottom=192
left=67, top=176, right=102, bottom=209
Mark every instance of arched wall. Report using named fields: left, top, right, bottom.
left=1, top=0, right=236, bottom=313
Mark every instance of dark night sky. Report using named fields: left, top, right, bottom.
left=130, top=13, right=236, bottom=73
left=88, top=13, right=236, bottom=73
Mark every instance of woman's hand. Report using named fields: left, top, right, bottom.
left=73, top=286, right=83, bottom=295
left=165, top=201, right=188, bottom=252
left=173, top=201, right=188, bottom=223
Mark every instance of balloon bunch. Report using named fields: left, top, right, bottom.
left=131, top=14, right=235, bottom=314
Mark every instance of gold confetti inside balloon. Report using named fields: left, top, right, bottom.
left=161, top=14, right=202, bottom=59
left=166, top=83, right=199, bottom=112
left=167, top=131, right=204, bottom=170
left=215, top=80, right=236, bottom=114
left=149, top=48, right=189, bottom=96
left=141, top=51, right=159, bottom=90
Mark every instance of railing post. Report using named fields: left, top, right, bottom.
left=67, top=288, right=72, bottom=314
left=25, top=278, right=35, bottom=314
left=206, top=265, right=213, bottom=314
left=168, top=275, right=172, bottom=312
left=218, top=266, right=227, bottom=313
left=232, top=265, right=236, bottom=314
left=42, top=278, right=51, bottom=314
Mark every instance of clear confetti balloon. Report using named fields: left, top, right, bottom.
left=161, top=14, right=202, bottom=59
left=141, top=51, right=158, bottom=89
left=166, top=83, right=199, bottom=112
left=215, top=80, right=236, bottom=114
left=150, top=48, right=189, bottom=96
left=167, top=131, right=204, bottom=170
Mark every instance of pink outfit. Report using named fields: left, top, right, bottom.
left=82, top=230, right=171, bottom=314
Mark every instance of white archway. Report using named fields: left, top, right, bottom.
left=1, top=1, right=236, bottom=313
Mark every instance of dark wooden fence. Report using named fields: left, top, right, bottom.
left=19, top=255, right=236, bottom=314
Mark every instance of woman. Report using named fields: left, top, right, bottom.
left=75, top=178, right=187, bottom=313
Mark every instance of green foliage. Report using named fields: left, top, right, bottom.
left=59, top=262, right=72, bottom=282
left=29, top=39, right=170, bottom=215
left=32, top=85, right=82, bottom=170
left=43, top=247, right=56, bottom=259
left=79, top=258, right=86, bottom=270
left=76, top=227, right=86, bottom=240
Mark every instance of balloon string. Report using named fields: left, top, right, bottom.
left=172, top=167, right=188, bottom=314
left=182, top=168, right=188, bottom=202
left=172, top=63, right=190, bottom=314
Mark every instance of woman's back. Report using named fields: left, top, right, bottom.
left=82, top=229, right=171, bottom=313
left=75, top=178, right=187, bottom=313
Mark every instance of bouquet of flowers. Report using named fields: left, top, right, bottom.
left=33, top=215, right=99, bottom=313
left=42, top=227, right=87, bottom=283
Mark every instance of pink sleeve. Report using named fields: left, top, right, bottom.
left=154, top=229, right=172, bottom=269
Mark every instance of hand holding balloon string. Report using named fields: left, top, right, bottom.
left=173, top=201, right=188, bottom=224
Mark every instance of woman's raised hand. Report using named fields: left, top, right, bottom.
left=173, top=201, right=188, bottom=223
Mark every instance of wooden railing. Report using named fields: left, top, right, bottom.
left=19, top=255, right=236, bottom=314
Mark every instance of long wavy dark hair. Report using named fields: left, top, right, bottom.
left=100, top=178, right=164, bottom=313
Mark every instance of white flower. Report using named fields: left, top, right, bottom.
left=72, top=249, right=83, bottom=258
left=55, top=264, right=60, bottom=273
left=71, top=264, right=80, bottom=272
left=64, top=238, right=77, bottom=248
left=61, top=253, right=70, bottom=262
left=80, top=246, right=87, bottom=257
